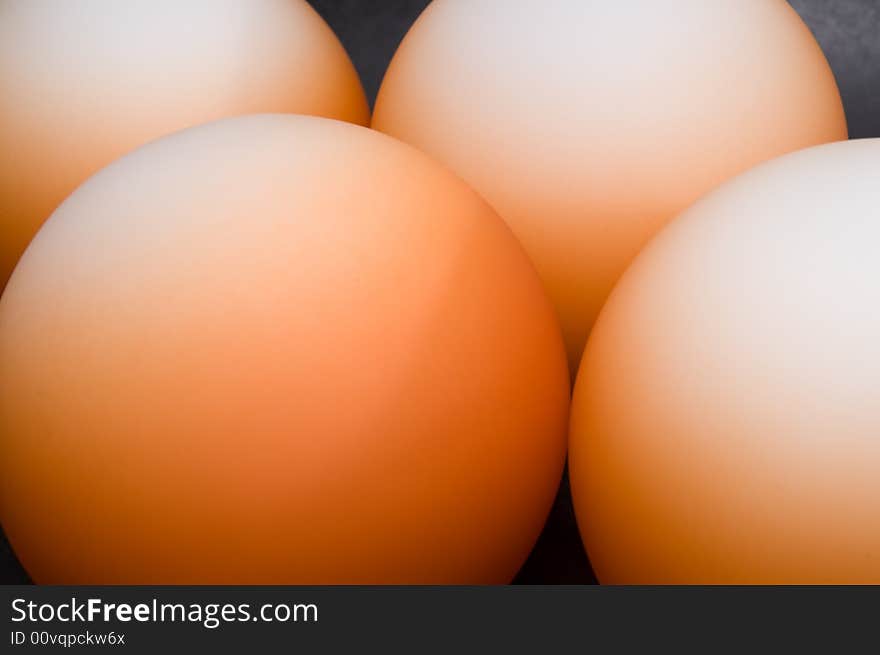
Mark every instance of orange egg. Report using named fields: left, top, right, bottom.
left=570, top=139, right=880, bottom=584
left=0, top=114, right=570, bottom=584
left=0, top=0, right=369, bottom=289
left=372, top=0, right=848, bottom=373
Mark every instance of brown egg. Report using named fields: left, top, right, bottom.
left=0, top=0, right=369, bottom=289
left=0, top=114, right=570, bottom=584
left=570, top=139, right=880, bottom=584
left=372, top=0, right=848, bottom=373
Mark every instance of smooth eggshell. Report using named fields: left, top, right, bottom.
left=570, top=138, right=880, bottom=584
left=373, top=0, right=848, bottom=372
left=0, top=0, right=369, bottom=288
left=0, top=114, right=570, bottom=584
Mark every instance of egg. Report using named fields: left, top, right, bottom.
left=0, top=0, right=369, bottom=289
left=569, top=138, right=880, bottom=584
left=372, top=0, right=848, bottom=373
left=0, top=114, right=570, bottom=584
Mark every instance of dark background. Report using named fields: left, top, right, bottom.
left=2, top=0, right=879, bottom=585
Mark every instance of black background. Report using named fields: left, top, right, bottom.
left=2, top=0, right=879, bottom=585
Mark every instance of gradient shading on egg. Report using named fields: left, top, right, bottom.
left=372, top=0, right=848, bottom=372
left=0, top=114, right=570, bottom=584
left=570, top=138, right=880, bottom=584
left=0, top=0, right=369, bottom=290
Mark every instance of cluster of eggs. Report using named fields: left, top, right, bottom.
left=0, top=0, right=877, bottom=584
